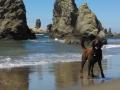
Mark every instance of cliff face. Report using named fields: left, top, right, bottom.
left=74, top=3, right=104, bottom=40
left=50, top=1, right=107, bottom=44
left=50, top=0, right=78, bottom=38
left=0, top=0, right=36, bottom=40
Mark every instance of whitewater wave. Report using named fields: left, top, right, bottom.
left=0, top=53, right=81, bottom=68
left=102, top=45, right=120, bottom=50
left=44, top=36, right=49, bottom=37
left=36, top=34, right=44, bottom=35
left=0, top=52, right=114, bottom=69
left=54, top=38, right=65, bottom=43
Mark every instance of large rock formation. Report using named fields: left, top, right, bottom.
left=0, top=0, right=36, bottom=40
left=74, top=3, right=105, bottom=40
left=50, top=1, right=107, bottom=44
left=50, top=0, right=78, bottom=38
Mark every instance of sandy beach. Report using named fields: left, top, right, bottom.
left=80, top=79, right=120, bottom=90
left=0, top=54, right=120, bottom=90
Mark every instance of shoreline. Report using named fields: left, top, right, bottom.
left=0, top=54, right=120, bottom=90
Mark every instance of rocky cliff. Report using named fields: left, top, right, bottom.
left=50, top=1, right=107, bottom=44
left=50, top=0, right=78, bottom=38
left=74, top=3, right=105, bottom=40
left=0, top=0, right=36, bottom=40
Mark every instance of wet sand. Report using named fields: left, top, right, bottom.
left=0, top=55, right=120, bottom=90
left=80, top=79, right=120, bottom=90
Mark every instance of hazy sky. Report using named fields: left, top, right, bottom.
left=23, top=0, right=120, bottom=33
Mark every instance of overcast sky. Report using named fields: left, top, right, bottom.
left=23, top=0, right=120, bottom=33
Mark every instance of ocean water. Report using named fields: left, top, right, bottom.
left=0, top=34, right=120, bottom=68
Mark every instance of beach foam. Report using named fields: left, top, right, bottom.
left=102, top=45, right=120, bottom=49
left=0, top=52, right=114, bottom=69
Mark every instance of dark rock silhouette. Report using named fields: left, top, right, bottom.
left=103, top=29, right=107, bottom=34
left=107, top=28, right=113, bottom=36
left=35, top=19, right=41, bottom=29
left=47, top=24, right=52, bottom=32
left=0, top=0, right=36, bottom=40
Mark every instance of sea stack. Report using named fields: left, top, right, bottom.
left=74, top=3, right=105, bottom=40
left=50, top=1, right=107, bottom=44
left=50, top=0, right=78, bottom=38
left=35, top=19, right=41, bottom=29
left=0, top=0, right=36, bottom=40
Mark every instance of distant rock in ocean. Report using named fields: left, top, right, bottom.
left=104, top=28, right=120, bottom=37
left=29, top=27, right=48, bottom=34
left=113, top=33, right=120, bottom=37
left=0, top=0, right=36, bottom=40
left=30, top=18, right=48, bottom=34
left=47, top=24, right=52, bottom=32
left=35, top=19, right=41, bottom=29
left=106, top=28, right=113, bottom=36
